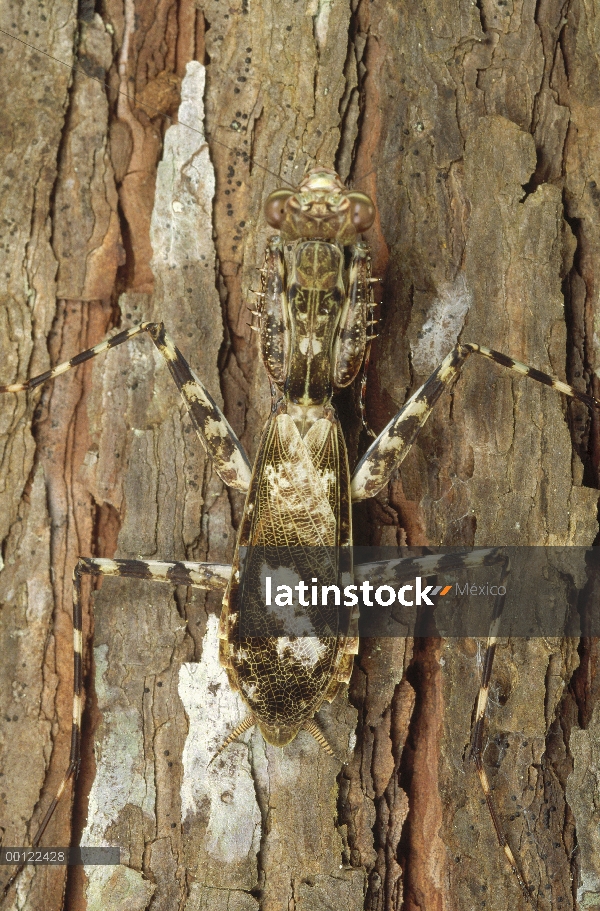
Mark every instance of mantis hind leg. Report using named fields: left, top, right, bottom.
left=1, top=556, right=230, bottom=902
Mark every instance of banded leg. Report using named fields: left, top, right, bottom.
left=0, top=321, right=252, bottom=492
left=76, top=556, right=231, bottom=589
left=1, top=556, right=230, bottom=901
left=354, top=548, right=533, bottom=898
left=354, top=546, right=506, bottom=587
left=469, top=559, right=533, bottom=902
left=351, top=342, right=600, bottom=501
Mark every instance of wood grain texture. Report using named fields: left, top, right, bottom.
left=0, top=1, right=599, bottom=910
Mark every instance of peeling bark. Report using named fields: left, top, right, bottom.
left=1, top=2, right=599, bottom=911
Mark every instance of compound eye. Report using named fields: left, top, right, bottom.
left=347, top=192, right=375, bottom=232
left=264, top=189, right=294, bottom=227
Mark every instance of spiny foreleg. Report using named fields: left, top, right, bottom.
left=332, top=241, right=374, bottom=389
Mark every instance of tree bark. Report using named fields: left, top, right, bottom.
left=0, top=1, right=599, bottom=910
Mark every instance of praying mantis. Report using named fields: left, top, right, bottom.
left=1, top=3, right=600, bottom=908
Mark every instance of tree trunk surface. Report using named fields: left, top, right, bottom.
left=1, top=1, right=599, bottom=910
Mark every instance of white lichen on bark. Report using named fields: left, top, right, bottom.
left=150, top=60, right=215, bottom=273
left=178, top=615, right=261, bottom=866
